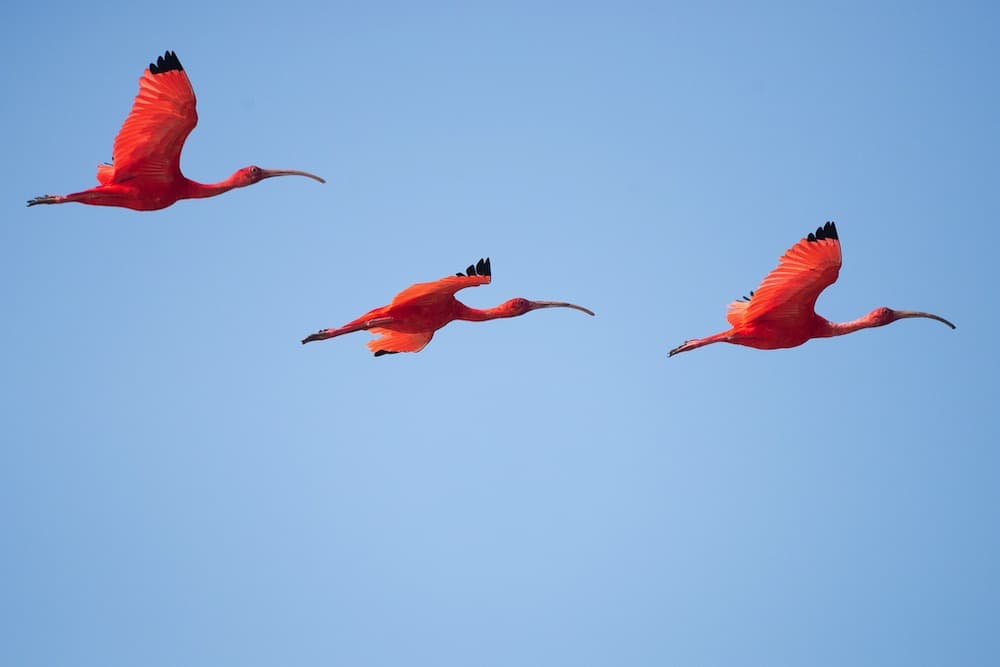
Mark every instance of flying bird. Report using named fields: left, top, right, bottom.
left=27, top=50, right=324, bottom=211
left=302, top=258, right=595, bottom=355
left=669, top=221, right=955, bottom=357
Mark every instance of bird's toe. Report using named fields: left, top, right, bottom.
left=27, top=195, right=57, bottom=207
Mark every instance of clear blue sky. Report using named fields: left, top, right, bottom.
left=3, top=2, right=997, bottom=665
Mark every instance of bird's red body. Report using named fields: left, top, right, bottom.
left=669, top=222, right=955, bottom=357
left=302, top=258, right=595, bottom=355
left=28, top=51, right=324, bottom=211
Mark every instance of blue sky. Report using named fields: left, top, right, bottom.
left=3, top=2, right=997, bottom=665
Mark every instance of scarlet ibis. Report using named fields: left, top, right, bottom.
left=302, top=258, right=595, bottom=355
left=668, top=221, right=955, bottom=357
left=27, top=50, right=324, bottom=211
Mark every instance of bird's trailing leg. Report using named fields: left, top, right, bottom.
left=301, top=317, right=394, bottom=345
left=668, top=331, right=732, bottom=357
left=26, top=194, right=66, bottom=207
left=27, top=189, right=115, bottom=207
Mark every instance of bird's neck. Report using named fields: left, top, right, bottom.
left=454, top=303, right=511, bottom=322
left=820, top=313, right=880, bottom=338
left=181, top=176, right=241, bottom=200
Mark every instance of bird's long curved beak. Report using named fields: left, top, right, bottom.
left=893, top=309, right=956, bottom=329
left=259, top=168, right=326, bottom=183
left=528, top=301, right=596, bottom=316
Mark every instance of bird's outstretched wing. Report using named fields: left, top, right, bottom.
left=105, top=51, right=198, bottom=184
left=729, top=222, right=842, bottom=326
left=389, top=258, right=492, bottom=308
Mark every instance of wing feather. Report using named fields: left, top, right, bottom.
left=738, top=225, right=842, bottom=325
left=367, top=329, right=434, bottom=355
left=726, top=299, right=750, bottom=326
left=390, top=274, right=490, bottom=308
left=95, top=163, right=114, bottom=184
left=108, top=55, right=197, bottom=184
left=389, top=259, right=493, bottom=308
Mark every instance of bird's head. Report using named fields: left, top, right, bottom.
left=499, top=297, right=595, bottom=318
left=869, top=306, right=956, bottom=329
left=234, top=165, right=326, bottom=187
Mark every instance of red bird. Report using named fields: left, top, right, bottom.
left=27, top=50, right=324, bottom=211
left=302, top=258, right=595, bottom=355
left=669, top=221, right=955, bottom=357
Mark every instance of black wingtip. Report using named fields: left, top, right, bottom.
left=373, top=350, right=399, bottom=357
left=807, top=220, right=838, bottom=243
left=462, top=257, right=491, bottom=278
left=149, top=50, right=183, bottom=74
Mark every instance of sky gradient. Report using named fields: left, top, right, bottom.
left=3, top=2, right=998, bottom=665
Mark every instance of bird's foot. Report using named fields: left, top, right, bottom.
left=668, top=341, right=691, bottom=357
left=301, top=330, right=331, bottom=344
left=26, top=194, right=62, bottom=207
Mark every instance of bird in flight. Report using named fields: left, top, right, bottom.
left=27, top=50, right=324, bottom=211
left=302, top=258, right=595, bottom=355
left=669, top=221, right=955, bottom=357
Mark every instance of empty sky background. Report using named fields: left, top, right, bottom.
left=3, top=2, right=998, bottom=665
